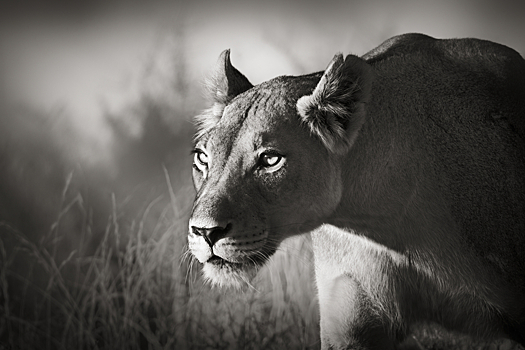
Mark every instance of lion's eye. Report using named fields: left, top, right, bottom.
left=261, top=154, right=281, bottom=167
left=259, top=152, right=285, bottom=173
left=193, top=149, right=208, bottom=172
left=196, top=152, right=208, bottom=165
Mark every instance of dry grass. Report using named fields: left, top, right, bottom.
left=2, top=179, right=523, bottom=350
left=0, top=175, right=320, bottom=350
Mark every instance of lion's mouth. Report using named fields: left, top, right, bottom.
left=200, top=244, right=278, bottom=289
left=205, top=250, right=270, bottom=268
left=206, top=255, right=229, bottom=266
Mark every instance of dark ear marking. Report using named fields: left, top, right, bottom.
left=297, top=54, right=374, bottom=154
left=194, top=50, right=254, bottom=140
left=206, top=49, right=253, bottom=105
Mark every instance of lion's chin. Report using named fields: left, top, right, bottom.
left=202, top=260, right=259, bottom=290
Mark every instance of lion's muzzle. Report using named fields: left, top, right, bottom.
left=188, top=218, right=269, bottom=265
left=191, top=223, right=232, bottom=248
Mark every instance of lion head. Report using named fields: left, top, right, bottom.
left=188, top=50, right=372, bottom=288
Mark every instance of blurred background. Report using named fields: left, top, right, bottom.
left=0, top=0, right=524, bottom=349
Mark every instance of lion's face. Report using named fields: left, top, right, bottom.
left=189, top=50, right=372, bottom=288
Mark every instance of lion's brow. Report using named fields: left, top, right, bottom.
left=224, top=91, right=271, bottom=136
left=237, top=90, right=270, bottom=122
left=221, top=93, right=278, bottom=162
left=195, top=89, right=276, bottom=151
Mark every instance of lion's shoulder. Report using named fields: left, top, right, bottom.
left=361, top=33, right=435, bottom=62
left=363, top=33, right=524, bottom=68
left=363, top=33, right=525, bottom=141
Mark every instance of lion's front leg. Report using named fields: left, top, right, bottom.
left=312, top=226, right=400, bottom=350
left=316, top=271, right=396, bottom=350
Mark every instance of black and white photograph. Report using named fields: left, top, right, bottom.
left=1, top=0, right=524, bottom=349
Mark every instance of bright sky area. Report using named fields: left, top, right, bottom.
left=1, top=0, right=524, bottom=162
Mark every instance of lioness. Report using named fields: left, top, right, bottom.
left=188, top=33, right=525, bottom=349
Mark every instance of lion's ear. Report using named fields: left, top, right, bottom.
left=297, top=54, right=373, bottom=154
left=207, top=49, right=253, bottom=105
left=195, top=50, right=253, bottom=140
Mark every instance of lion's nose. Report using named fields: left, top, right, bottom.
left=191, top=223, right=232, bottom=247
